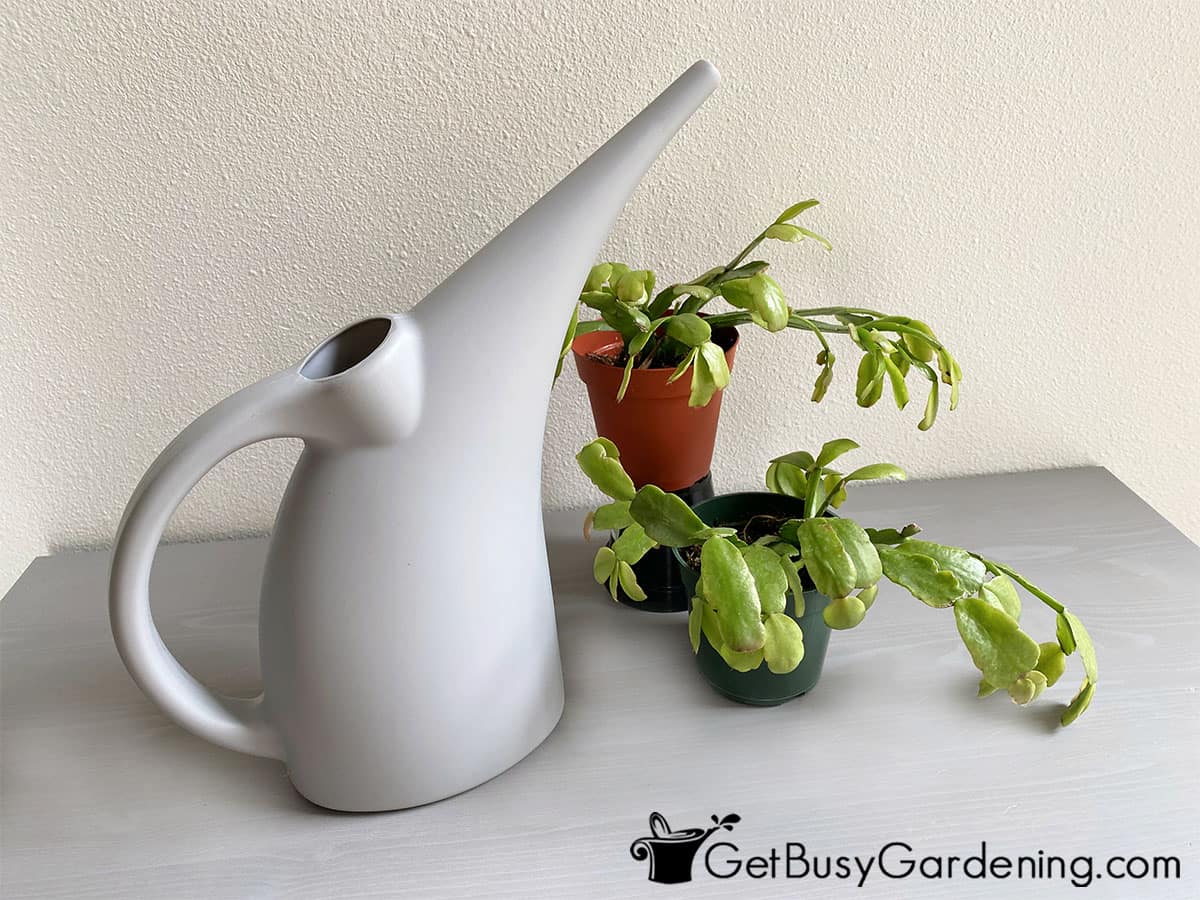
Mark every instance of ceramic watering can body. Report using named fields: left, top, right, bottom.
left=109, top=62, right=720, bottom=811
left=257, top=315, right=567, bottom=811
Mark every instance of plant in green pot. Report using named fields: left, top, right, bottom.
left=576, top=438, right=1097, bottom=726
left=558, top=199, right=963, bottom=611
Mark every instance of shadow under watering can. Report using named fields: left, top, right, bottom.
left=109, top=61, right=721, bottom=811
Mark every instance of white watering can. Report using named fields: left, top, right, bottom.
left=109, top=61, right=720, bottom=811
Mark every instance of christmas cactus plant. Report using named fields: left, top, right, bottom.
left=576, top=437, right=1097, bottom=726
left=557, top=199, right=962, bottom=429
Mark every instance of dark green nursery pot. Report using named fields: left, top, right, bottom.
left=673, top=492, right=833, bottom=706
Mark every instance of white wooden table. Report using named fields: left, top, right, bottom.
left=2, top=467, right=1198, bottom=898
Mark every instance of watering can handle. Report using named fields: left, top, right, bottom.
left=108, top=369, right=312, bottom=760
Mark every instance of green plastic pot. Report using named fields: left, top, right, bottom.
left=672, top=492, right=833, bottom=706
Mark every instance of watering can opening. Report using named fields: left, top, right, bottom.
left=301, top=317, right=394, bottom=380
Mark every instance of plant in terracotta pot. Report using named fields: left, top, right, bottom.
left=558, top=199, right=962, bottom=611
left=576, top=438, right=1098, bottom=725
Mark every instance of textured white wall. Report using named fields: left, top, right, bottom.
left=2, top=0, right=1198, bottom=595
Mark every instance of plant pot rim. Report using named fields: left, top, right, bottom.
left=670, top=491, right=811, bottom=571
left=570, top=324, right=739, bottom=371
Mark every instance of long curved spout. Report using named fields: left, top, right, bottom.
left=392, top=61, right=719, bottom=526
left=411, top=60, right=720, bottom=377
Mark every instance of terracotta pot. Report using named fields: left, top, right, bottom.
left=571, top=326, right=738, bottom=491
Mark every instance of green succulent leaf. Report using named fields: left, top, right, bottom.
left=576, top=439, right=636, bottom=502
left=815, top=438, right=860, bottom=468
left=677, top=284, right=715, bottom=302
left=882, top=354, right=910, bottom=410
left=688, top=597, right=704, bottom=652
left=583, top=263, right=613, bottom=292
left=762, top=613, right=805, bottom=674
left=771, top=450, right=817, bottom=469
left=777, top=519, right=803, bottom=549
left=795, top=519, right=857, bottom=600
left=901, top=320, right=937, bottom=362
left=1062, top=610, right=1098, bottom=683
left=665, top=313, right=712, bottom=347
left=918, top=379, right=939, bottom=431
left=600, top=300, right=651, bottom=336
left=765, top=460, right=809, bottom=499
left=700, top=598, right=723, bottom=647
left=580, top=290, right=615, bottom=310
left=718, top=277, right=755, bottom=309
left=753, top=274, right=791, bottom=332
left=639, top=270, right=656, bottom=300
left=617, top=560, right=646, bottom=602
left=701, top=537, right=766, bottom=653
left=720, top=273, right=789, bottom=333
left=718, top=643, right=765, bottom=672
left=879, top=541, right=985, bottom=606
left=865, top=524, right=922, bottom=545
left=617, top=316, right=671, bottom=401
left=629, top=485, right=709, bottom=547
left=822, top=473, right=847, bottom=508
left=712, top=260, right=770, bottom=284
left=1061, top=679, right=1096, bottom=726
left=978, top=679, right=1000, bottom=698
left=764, top=223, right=806, bottom=243
left=1007, top=670, right=1048, bottom=705
left=811, top=364, right=834, bottom=403
left=826, top=518, right=882, bottom=588
left=606, top=263, right=630, bottom=286
left=824, top=595, right=867, bottom=630
left=591, top=437, right=620, bottom=456
left=795, top=227, right=832, bottom=251
left=688, top=350, right=717, bottom=407
left=741, top=545, right=788, bottom=616
left=936, top=347, right=956, bottom=386
left=591, top=501, right=633, bottom=532
left=615, top=269, right=654, bottom=304
left=554, top=305, right=581, bottom=382
left=843, top=463, right=907, bottom=483
left=856, top=352, right=886, bottom=407
left=779, top=556, right=806, bottom=602
left=666, top=346, right=698, bottom=384
left=592, top=546, right=617, bottom=584
left=774, top=199, right=819, bottom=223
left=794, top=517, right=879, bottom=600
left=953, top=596, right=1040, bottom=689
left=688, top=340, right=731, bottom=408
left=947, top=354, right=963, bottom=409
left=1055, top=612, right=1077, bottom=654
left=979, top=575, right=1022, bottom=621
left=611, top=523, right=656, bottom=566
left=617, top=346, right=645, bottom=404
left=1034, top=641, right=1067, bottom=688
left=764, top=462, right=780, bottom=494
left=857, top=583, right=878, bottom=611
left=879, top=547, right=960, bottom=607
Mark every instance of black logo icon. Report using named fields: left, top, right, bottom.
left=630, top=811, right=740, bottom=884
